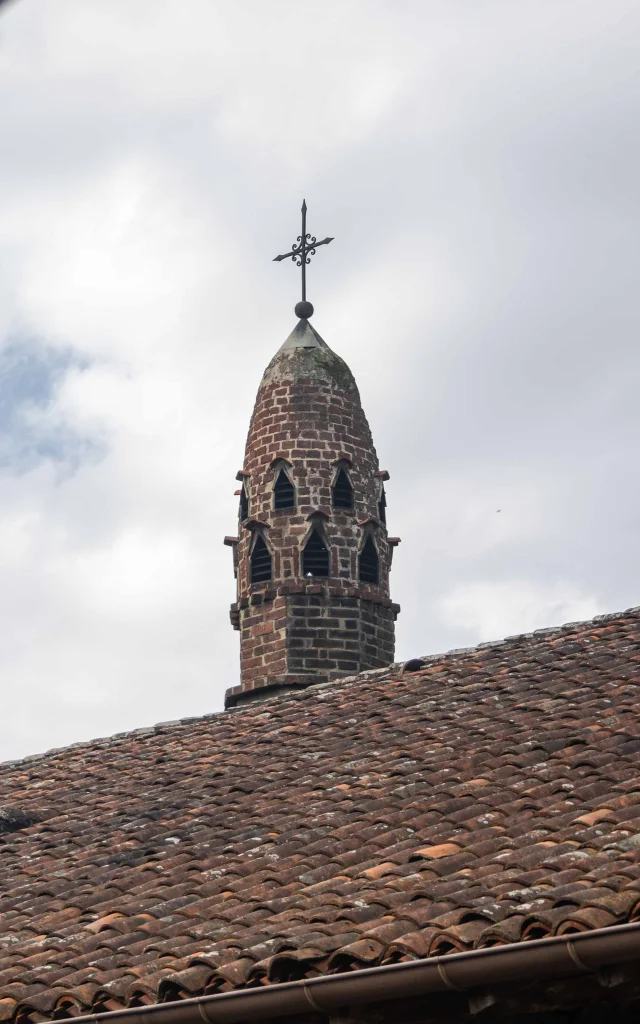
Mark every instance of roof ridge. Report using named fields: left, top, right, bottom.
left=2, top=604, right=638, bottom=769
left=272, top=602, right=640, bottom=702
left=405, top=604, right=637, bottom=673
left=0, top=603, right=639, bottom=1015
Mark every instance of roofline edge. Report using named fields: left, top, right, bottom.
left=4, top=605, right=639, bottom=769
left=54, top=921, right=640, bottom=1024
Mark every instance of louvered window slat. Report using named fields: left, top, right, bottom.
left=250, top=536, right=272, bottom=583
left=302, top=529, right=330, bottom=577
left=359, top=536, right=379, bottom=584
left=378, top=485, right=387, bottom=525
left=332, top=468, right=353, bottom=509
left=274, top=470, right=296, bottom=510
left=239, top=485, right=249, bottom=521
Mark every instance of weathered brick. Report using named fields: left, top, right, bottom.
left=253, top=621, right=274, bottom=637
left=226, top=323, right=398, bottom=708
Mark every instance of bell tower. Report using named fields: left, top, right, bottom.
left=224, top=205, right=400, bottom=708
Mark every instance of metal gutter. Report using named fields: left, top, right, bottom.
left=67, top=921, right=640, bottom=1024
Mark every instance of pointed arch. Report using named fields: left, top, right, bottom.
left=273, top=467, right=296, bottom=510
left=239, top=483, right=249, bottom=521
left=332, top=467, right=353, bottom=509
left=250, top=533, right=272, bottom=583
left=359, top=534, right=379, bottom=585
left=378, top=484, right=387, bottom=525
left=302, top=528, right=330, bottom=578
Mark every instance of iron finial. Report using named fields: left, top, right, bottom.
left=273, top=200, right=333, bottom=318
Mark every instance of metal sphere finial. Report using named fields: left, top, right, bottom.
left=295, top=300, right=314, bottom=319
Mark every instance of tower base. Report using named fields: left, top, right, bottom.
left=226, top=588, right=399, bottom=709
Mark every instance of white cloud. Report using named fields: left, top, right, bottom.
left=0, top=0, right=638, bottom=761
left=12, top=158, right=220, bottom=360
left=440, top=580, right=602, bottom=643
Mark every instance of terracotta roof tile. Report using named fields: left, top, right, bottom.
left=0, top=607, right=638, bottom=1019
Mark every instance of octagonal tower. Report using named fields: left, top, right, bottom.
left=224, top=317, right=400, bottom=708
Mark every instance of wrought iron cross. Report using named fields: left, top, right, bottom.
left=273, top=200, right=333, bottom=318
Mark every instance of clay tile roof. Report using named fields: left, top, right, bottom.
left=0, top=607, right=639, bottom=1020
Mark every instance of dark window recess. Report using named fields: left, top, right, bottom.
left=250, top=535, right=272, bottom=583
left=239, top=485, right=248, bottom=521
left=378, top=485, right=387, bottom=525
left=302, top=529, right=330, bottom=577
left=332, top=468, right=353, bottom=509
left=359, top=536, right=379, bottom=584
left=274, top=469, right=296, bottom=510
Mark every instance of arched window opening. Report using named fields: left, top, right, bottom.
left=250, top=535, right=272, bottom=583
left=274, top=469, right=296, bottom=510
left=302, top=529, right=330, bottom=578
left=332, top=468, right=353, bottom=509
left=359, top=536, right=379, bottom=584
left=378, top=485, right=387, bottom=525
left=239, top=485, right=249, bottom=521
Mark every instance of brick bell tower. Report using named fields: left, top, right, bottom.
left=224, top=203, right=400, bottom=708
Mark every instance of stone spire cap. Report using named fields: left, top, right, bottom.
left=263, top=321, right=356, bottom=390
left=278, top=319, right=330, bottom=353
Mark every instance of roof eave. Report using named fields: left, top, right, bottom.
left=59, top=921, right=640, bottom=1024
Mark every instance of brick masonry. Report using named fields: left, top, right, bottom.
left=225, top=321, right=399, bottom=707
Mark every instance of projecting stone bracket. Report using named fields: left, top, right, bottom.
left=229, top=603, right=240, bottom=631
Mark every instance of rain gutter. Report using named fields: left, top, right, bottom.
left=68, top=921, right=640, bottom=1024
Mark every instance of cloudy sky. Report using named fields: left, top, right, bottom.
left=0, top=0, right=638, bottom=761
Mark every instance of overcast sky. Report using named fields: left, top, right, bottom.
left=0, top=0, right=638, bottom=761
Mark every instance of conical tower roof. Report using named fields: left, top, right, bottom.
left=259, top=318, right=360, bottom=393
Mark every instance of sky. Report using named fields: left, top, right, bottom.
left=0, top=0, right=638, bottom=761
